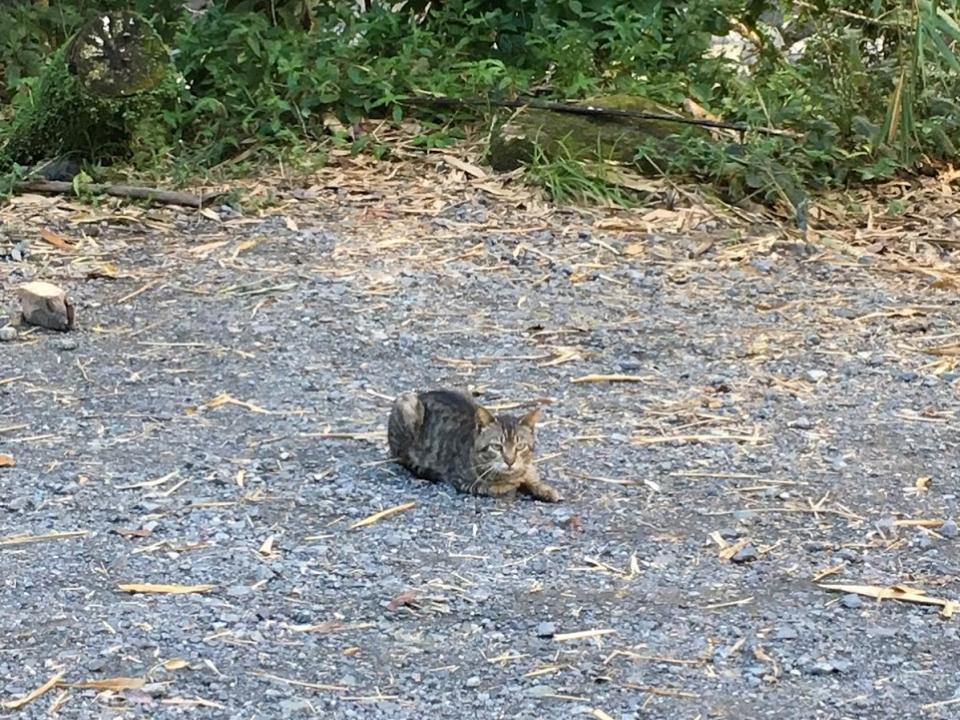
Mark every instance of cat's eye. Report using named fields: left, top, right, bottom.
left=518, top=443, right=529, bottom=451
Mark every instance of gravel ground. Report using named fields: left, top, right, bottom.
left=2, top=181, right=960, bottom=719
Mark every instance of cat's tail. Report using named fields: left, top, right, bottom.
left=387, top=391, right=422, bottom=461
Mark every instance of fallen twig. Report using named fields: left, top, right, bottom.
left=350, top=502, right=416, bottom=529
left=15, top=180, right=226, bottom=208
left=0, top=530, right=89, bottom=547
left=1, top=672, right=64, bottom=710
left=553, top=628, right=616, bottom=642
left=118, top=582, right=215, bottom=595
left=571, top=373, right=655, bottom=384
left=820, top=583, right=959, bottom=618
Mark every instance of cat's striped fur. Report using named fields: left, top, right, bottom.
left=387, top=389, right=560, bottom=502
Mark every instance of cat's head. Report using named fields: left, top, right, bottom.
left=473, top=405, right=541, bottom=476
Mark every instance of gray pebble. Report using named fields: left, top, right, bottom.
left=731, top=544, right=758, bottom=563
left=279, top=699, right=312, bottom=716
left=841, top=594, right=861, bottom=609
left=774, top=626, right=798, bottom=641
left=535, top=622, right=556, bottom=638
left=941, top=519, right=958, bottom=539
left=809, top=661, right=839, bottom=675
left=54, top=337, right=78, bottom=351
left=0, top=326, right=17, bottom=341
left=832, top=307, right=859, bottom=319
left=876, top=516, right=897, bottom=538
left=465, top=676, right=481, bottom=688
left=837, top=548, right=862, bottom=563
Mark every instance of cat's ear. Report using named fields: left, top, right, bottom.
left=520, top=407, right=542, bottom=429
left=475, top=405, right=496, bottom=428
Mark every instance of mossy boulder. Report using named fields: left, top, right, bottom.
left=0, top=11, right=177, bottom=170
left=488, top=94, right=706, bottom=173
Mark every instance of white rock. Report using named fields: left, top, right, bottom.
left=18, top=281, right=75, bottom=331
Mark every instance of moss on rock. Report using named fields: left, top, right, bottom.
left=488, top=94, right=705, bottom=173
left=0, top=11, right=176, bottom=170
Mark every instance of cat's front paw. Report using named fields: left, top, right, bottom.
left=531, top=484, right=562, bottom=503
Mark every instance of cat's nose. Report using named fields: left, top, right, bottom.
left=504, top=454, right=516, bottom=467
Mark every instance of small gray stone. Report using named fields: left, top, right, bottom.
left=0, top=326, right=17, bottom=341
left=525, top=685, right=556, bottom=698
left=876, top=516, right=897, bottom=538
left=941, top=519, right=958, bottom=539
left=226, top=585, right=253, bottom=597
left=465, top=676, right=481, bottom=688
left=832, top=307, right=859, bottom=320
left=837, top=548, right=862, bottom=563
left=791, top=416, right=813, bottom=430
left=809, top=661, right=839, bottom=675
left=805, top=369, right=827, bottom=383
left=535, top=622, right=556, bottom=638
left=731, top=543, right=758, bottom=563
left=279, top=698, right=311, bottom=716
left=774, top=625, right=798, bottom=641
left=54, top=337, right=78, bottom=351
left=841, top=594, right=861, bottom=609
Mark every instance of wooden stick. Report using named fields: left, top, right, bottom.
left=15, top=180, right=226, bottom=208
left=0, top=530, right=89, bottom=547
left=1, top=672, right=64, bottom=710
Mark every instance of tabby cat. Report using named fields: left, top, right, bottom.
left=387, top=389, right=561, bottom=502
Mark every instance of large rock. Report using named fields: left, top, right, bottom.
left=18, top=281, right=76, bottom=331
left=487, top=94, right=705, bottom=172
left=0, top=11, right=175, bottom=170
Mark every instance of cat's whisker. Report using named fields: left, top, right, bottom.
left=475, top=464, right=498, bottom=489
